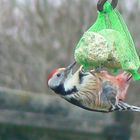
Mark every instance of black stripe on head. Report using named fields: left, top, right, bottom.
left=52, top=84, right=65, bottom=94
left=53, top=84, right=78, bottom=95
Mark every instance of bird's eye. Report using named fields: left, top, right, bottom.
left=56, top=73, right=61, bottom=77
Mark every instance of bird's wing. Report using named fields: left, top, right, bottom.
left=98, top=80, right=118, bottom=111
left=74, top=70, right=107, bottom=110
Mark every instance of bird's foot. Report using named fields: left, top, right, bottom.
left=94, top=65, right=104, bottom=73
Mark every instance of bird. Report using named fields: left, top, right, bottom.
left=47, top=62, right=140, bottom=113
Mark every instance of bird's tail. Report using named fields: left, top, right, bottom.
left=113, top=101, right=140, bottom=112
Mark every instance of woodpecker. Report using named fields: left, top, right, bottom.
left=47, top=62, right=140, bottom=113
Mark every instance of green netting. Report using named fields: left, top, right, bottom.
left=75, top=2, right=140, bottom=80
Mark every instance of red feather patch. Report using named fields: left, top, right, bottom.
left=47, top=69, right=58, bottom=81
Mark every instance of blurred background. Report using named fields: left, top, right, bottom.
left=0, top=0, right=140, bottom=140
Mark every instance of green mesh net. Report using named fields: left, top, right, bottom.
left=74, top=2, right=140, bottom=80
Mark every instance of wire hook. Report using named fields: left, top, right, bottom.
left=97, top=0, right=118, bottom=12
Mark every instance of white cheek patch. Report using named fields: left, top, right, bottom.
left=64, top=75, right=76, bottom=92
left=48, top=79, right=51, bottom=87
left=64, top=80, right=71, bottom=91
left=48, top=78, right=58, bottom=88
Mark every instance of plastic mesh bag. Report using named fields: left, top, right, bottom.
left=75, top=2, right=140, bottom=80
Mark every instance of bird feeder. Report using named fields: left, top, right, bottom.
left=74, top=0, right=140, bottom=80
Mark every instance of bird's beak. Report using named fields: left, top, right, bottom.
left=65, top=61, right=76, bottom=76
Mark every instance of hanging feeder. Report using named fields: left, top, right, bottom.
left=74, top=0, right=140, bottom=80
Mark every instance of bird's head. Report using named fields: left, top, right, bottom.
left=47, top=61, right=76, bottom=94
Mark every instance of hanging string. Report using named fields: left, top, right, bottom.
left=97, top=0, right=118, bottom=11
